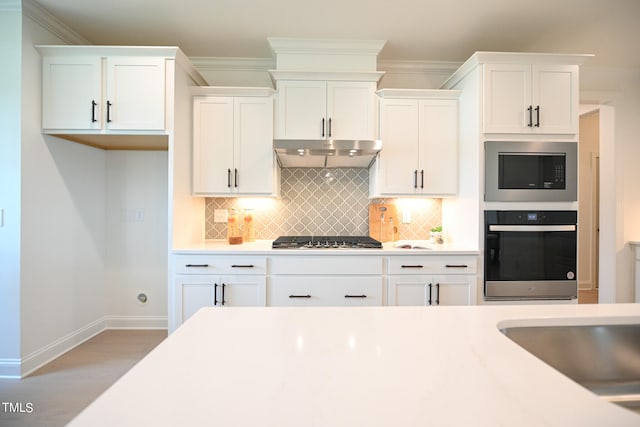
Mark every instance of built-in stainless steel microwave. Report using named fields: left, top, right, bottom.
left=485, top=141, right=577, bottom=202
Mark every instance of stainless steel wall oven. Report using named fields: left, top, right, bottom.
left=485, top=141, right=577, bottom=202
left=484, top=210, right=577, bottom=300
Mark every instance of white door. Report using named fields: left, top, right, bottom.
left=219, top=275, right=266, bottom=307
left=388, top=276, right=429, bottom=306
left=482, top=63, right=531, bottom=134
left=193, top=97, right=234, bottom=194
left=42, top=56, right=101, bottom=130
left=106, top=56, right=165, bottom=130
left=532, top=64, right=578, bottom=134
left=377, top=99, right=419, bottom=195
left=276, top=80, right=326, bottom=139
left=234, top=97, right=275, bottom=194
left=418, top=99, right=458, bottom=194
left=432, top=275, right=473, bottom=306
left=326, top=81, right=376, bottom=139
left=177, top=279, right=214, bottom=324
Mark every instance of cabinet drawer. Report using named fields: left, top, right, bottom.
left=388, top=256, right=477, bottom=275
left=270, top=256, right=383, bottom=275
left=269, top=276, right=383, bottom=306
left=174, top=255, right=267, bottom=275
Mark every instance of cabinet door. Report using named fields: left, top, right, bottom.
left=176, top=277, right=215, bottom=324
left=326, top=81, right=376, bottom=139
left=219, top=275, right=266, bottom=306
left=105, top=56, right=165, bottom=130
left=193, top=97, right=234, bottom=194
left=532, top=65, right=578, bottom=134
left=388, top=276, right=430, bottom=306
left=275, top=81, right=326, bottom=139
left=42, top=56, right=101, bottom=130
left=482, top=63, right=531, bottom=134
left=376, top=99, right=419, bottom=195
left=234, top=97, right=276, bottom=194
left=431, top=275, right=474, bottom=306
left=418, top=99, right=458, bottom=194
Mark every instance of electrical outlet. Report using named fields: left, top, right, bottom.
left=214, top=209, right=228, bottom=223
left=402, top=209, right=411, bottom=224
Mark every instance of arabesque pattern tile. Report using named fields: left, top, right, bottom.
left=205, top=168, right=441, bottom=240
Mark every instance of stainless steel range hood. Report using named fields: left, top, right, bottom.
left=273, top=139, right=382, bottom=168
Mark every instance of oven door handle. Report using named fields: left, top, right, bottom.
left=489, top=225, right=576, bottom=232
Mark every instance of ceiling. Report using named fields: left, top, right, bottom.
left=32, top=0, right=640, bottom=68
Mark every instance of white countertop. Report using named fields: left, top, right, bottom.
left=173, top=239, right=479, bottom=255
left=69, top=304, right=640, bottom=426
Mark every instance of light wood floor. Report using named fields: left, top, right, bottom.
left=0, top=329, right=166, bottom=427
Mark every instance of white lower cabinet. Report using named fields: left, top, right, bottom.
left=172, top=255, right=267, bottom=329
left=387, top=256, right=477, bottom=306
left=270, top=276, right=384, bottom=306
left=268, top=256, right=385, bottom=307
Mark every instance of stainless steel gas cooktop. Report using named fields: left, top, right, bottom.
left=272, top=236, right=382, bottom=249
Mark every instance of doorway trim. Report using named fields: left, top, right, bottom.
left=580, top=103, right=616, bottom=303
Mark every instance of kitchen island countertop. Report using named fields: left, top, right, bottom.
left=173, top=239, right=479, bottom=255
left=69, top=304, right=640, bottom=426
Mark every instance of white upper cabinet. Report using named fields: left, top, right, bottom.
left=275, top=80, right=377, bottom=140
left=192, top=89, right=278, bottom=197
left=371, top=90, right=459, bottom=197
left=483, top=62, right=579, bottom=135
left=40, top=49, right=167, bottom=132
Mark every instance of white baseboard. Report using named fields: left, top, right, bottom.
left=2, top=315, right=167, bottom=379
left=18, top=317, right=106, bottom=378
left=0, top=358, right=21, bottom=379
left=105, top=315, right=168, bottom=329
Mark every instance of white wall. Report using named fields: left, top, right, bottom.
left=20, top=15, right=107, bottom=374
left=106, top=151, right=167, bottom=326
left=0, top=2, right=22, bottom=376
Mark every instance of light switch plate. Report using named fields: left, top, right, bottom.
left=402, top=209, right=411, bottom=224
left=214, top=209, right=228, bottom=223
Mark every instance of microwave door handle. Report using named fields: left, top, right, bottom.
left=489, top=225, right=576, bottom=232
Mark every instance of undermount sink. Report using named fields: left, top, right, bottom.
left=501, top=324, right=640, bottom=415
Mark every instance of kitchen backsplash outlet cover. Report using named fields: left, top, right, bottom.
left=205, top=168, right=441, bottom=240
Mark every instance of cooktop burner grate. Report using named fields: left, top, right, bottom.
left=272, top=235, right=382, bottom=249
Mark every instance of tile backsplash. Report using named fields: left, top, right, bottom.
left=205, top=168, right=441, bottom=240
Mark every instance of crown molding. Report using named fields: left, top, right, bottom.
left=377, top=59, right=461, bottom=75
left=22, top=0, right=90, bottom=45
left=190, top=56, right=275, bottom=72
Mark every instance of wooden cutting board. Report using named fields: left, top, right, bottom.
left=369, top=203, right=400, bottom=242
